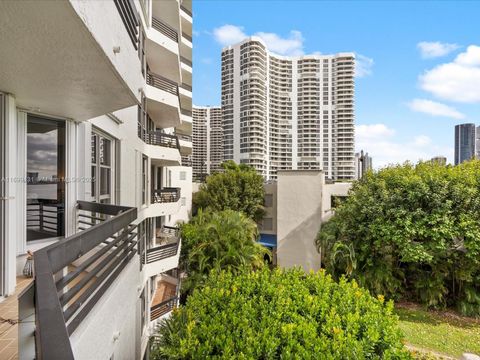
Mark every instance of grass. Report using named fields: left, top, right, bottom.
left=396, top=303, right=480, bottom=358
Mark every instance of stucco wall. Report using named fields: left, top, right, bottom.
left=276, top=171, right=324, bottom=271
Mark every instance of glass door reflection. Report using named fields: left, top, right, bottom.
left=26, top=115, right=65, bottom=241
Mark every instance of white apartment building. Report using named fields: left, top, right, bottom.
left=221, top=37, right=355, bottom=181
left=0, top=0, right=192, bottom=359
left=192, top=106, right=223, bottom=180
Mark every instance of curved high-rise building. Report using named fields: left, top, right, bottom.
left=221, top=37, right=355, bottom=180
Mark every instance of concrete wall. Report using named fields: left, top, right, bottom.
left=276, top=170, right=324, bottom=271
left=322, top=182, right=352, bottom=222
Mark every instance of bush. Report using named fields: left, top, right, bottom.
left=151, top=268, right=411, bottom=359
left=317, top=160, right=480, bottom=316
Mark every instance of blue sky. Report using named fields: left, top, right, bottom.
left=192, top=1, right=480, bottom=167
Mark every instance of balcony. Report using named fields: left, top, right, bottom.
left=144, top=187, right=182, bottom=219
left=0, top=1, right=142, bottom=120
left=152, top=188, right=181, bottom=204
left=141, top=130, right=182, bottom=166
left=146, top=15, right=181, bottom=83
left=176, top=133, right=193, bottom=156
left=145, top=71, right=181, bottom=128
left=19, top=201, right=138, bottom=359
left=144, top=130, right=180, bottom=149
left=150, top=271, right=180, bottom=321
left=179, top=83, right=192, bottom=111
left=143, top=227, right=182, bottom=278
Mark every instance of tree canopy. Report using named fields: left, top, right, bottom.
left=180, top=209, right=269, bottom=296
left=194, top=160, right=265, bottom=222
left=151, top=268, right=411, bottom=359
left=317, top=160, right=480, bottom=316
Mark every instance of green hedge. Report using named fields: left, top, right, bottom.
left=151, top=268, right=411, bottom=359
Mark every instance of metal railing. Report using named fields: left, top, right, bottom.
left=180, top=56, right=192, bottom=67
left=24, top=201, right=138, bottom=359
left=181, top=108, right=192, bottom=117
left=182, top=32, right=192, bottom=42
left=181, top=156, right=193, bottom=167
left=144, top=130, right=180, bottom=149
left=114, top=0, right=139, bottom=50
left=176, top=133, right=192, bottom=142
left=26, top=199, right=64, bottom=237
left=151, top=187, right=181, bottom=203
left=147, top=72, right=178, bottom=95
left=152, top=16, right=178, bottom=42
left=180, top=4, right=192, bottom=16
left=150, top=296, right=178, bottom=320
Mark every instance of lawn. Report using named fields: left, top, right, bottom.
left=396, top=303, right=480, bottom=359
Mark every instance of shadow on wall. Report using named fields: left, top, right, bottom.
left=276, top=205, right=323, bottom=272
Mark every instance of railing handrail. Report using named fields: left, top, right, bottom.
left=180, top=4, right=192, bottom=16
left=32, top=201, right=137, bottom=360
left=144, top=130, right=180, bottom=149
left=151, top=16, right=178, bottom=42
left=180, top=56, right=192, bottom=67
left=147, top=72, right=179, bottom=96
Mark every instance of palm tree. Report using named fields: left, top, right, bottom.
left=180, top=209, right=269, bottom=297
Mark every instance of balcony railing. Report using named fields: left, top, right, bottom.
left=180, top=56, right=192, bottom=67
left=181, top=108, right=192, bottom=117
left=182, top=32, right=192, bottom=42
left=181, top=83, right=192, bottom=92
left=181, top=156, right=193, bottom=167
left=177, top=133, right=192, bottom=142
left=26, top=199, right=64, bottom=237
left=151, top=16, right=178, bottom=42
left=114, top=0, right=139, bottom=50
left=144, top=130, right=180, bottom=149
left=151, top=296, right=178, bottom=320
left=152, top=187, right=181, bottom=204
left=180, top=5, right=192, bottom=17
left=147, top=72, right=179, bottom=95
left=21, top=201, right=138, bottom=359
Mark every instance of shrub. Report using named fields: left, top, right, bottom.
left=317, top=160, right=480, bottom=316
left=151, top=268, right=411, bottom=359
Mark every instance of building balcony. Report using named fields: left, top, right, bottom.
left=179, top=83, right=192, bottom=112
left=19, top=201, right=138, bottom=359
left=0, top=1, right=142, bottom=120
left=176, top=133, right=193, bottom=156
left=145, top=71, right=181, bottom=128
left=144, top=188, right=182, bottom=218
left=142, top=227, right=182, bottom=278
left=146, top=16, right=181, bottom=83
left=150, top=271, right=180, bottom=322
left=180, top=56, right=192, bottom=87
left=141, top=130, right=182, bottom=166
left=177, top=108, right=193, bottom=133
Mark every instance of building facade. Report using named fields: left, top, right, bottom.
left=192, top=106, right=223, bottom=180
left=221, top=37, right=355, bottom=181
left=259, top=171, right=351, bottom=271
left=0, top=0, right=192, bottom=358
left=454, top=123, right=477, bottom=165
left=354, top=150, right=372, bottom=179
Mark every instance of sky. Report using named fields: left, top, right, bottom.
left=192, top=0, right=480, bottom=168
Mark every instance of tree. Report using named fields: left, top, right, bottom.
left=317, top=160, right=480, bottom=316
left=180, top=209, right=269, bottom=296
left=194, top=160, right=265, bottom=222
left=151, top=268, right=411, bottom=359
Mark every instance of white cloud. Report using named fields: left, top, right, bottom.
left=213, top=24, right=247, bottom=46
left=407, top=99, right=465, bottom=119
left=355, top=54, right=374, bottom=78
left=356, top=124, right=395, bottom=139
left=201, top=57, right=212, bottom=65
left=356, top=124, right=453, bottom=168
left=419, top=45, right=480, bottom=103
left=254, top=30, right=304, bottom=56
left=417, top=41, right=460, bottom=58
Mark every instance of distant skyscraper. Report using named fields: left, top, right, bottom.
left=454, top=123, right=476, bottom=165
left=192, top=106, right=223, bottom=180
left=221, top=37, right=355, bottom=181
left=354, top=150, right=372, bottom=179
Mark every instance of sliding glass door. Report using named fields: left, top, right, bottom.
left=26, top=115, right=65, bottom=241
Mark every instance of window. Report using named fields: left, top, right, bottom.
left=264, top=194, right=273, bottom=207
left=179, top=171, right=186, bottom=181
left=91, top=130, right=115, bottom=204
left=181, top=197, right=186, bottom=206
left=262, top=218, right=273, bottom=231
